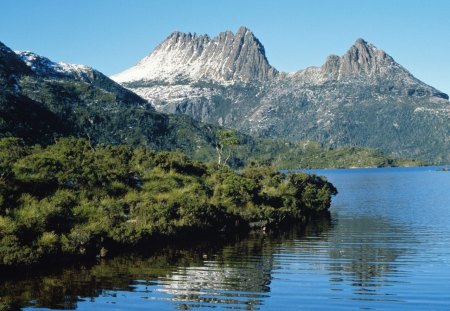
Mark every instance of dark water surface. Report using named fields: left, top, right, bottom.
left=2, top=167, right=450, bottom=310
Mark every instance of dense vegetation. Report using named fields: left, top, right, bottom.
left=0, top=137, right=336, bottom=268
left=1, top=76, right=422, bottom=170
left=244, top=139, right=425, bottom=169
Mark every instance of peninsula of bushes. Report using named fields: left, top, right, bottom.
left=0, top=137, right=336, bottom=268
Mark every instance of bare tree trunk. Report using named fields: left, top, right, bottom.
left=216, top=144, right=222, bottom=165
left=224, top=149, right=232, bottom=166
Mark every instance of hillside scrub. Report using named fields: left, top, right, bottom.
left=0, top=137, right=336, bottom=267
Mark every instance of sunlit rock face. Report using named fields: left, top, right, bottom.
left=112, top=26, right=278, bottom=84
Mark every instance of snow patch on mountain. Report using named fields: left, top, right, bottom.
left=131, top=84, right=220, bottom=110
left=16, top=50, right=93, bottom=81
left=111, top=27, right=277, bottom=84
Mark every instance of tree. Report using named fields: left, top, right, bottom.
left=215, top=130, right=239, bottom=166
left=0, top=138, right=29, bottom=178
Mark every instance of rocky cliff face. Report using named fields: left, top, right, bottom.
left=327, top=38, right=400, bottom=80
left=112, top=27, right=277, bottom=84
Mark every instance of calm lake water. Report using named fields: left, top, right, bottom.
left=2, top=166, right=450, bottom=310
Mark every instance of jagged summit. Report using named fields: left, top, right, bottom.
left=2, top=35, right=450, bottom=163
left=289, top=38, right=447, bottom=99
left=315, top=38, right=399, bottom=80
left=113, top=30, right=447, bottom=100
left=111, top=26, right=278, bottom=84
left=338, top=38, right=398, bottom=78
left=313, top=38, right=399, bottom=79
left=354, top=38, right=367, bottom=45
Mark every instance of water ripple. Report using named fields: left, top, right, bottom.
left=6, top=167, right=450, bottom=310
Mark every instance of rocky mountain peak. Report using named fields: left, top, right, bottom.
left=316, top=38, right=410, bottom=82
left=112, top=26, right=277, bottom=84
left=161, top=31, right=210, bottom=48
left=340, top=38, right=389, bottom=75
left=354, top=37, right=368, bottom=45
left=237, top=26, right=250, bottom=35
left=313, top=38, right=447, bottom=98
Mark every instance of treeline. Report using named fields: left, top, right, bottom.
left=245, top=139, right=426, bottom=169
left=0, top=137, right=336, bottom=267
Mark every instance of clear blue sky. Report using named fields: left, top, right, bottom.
left=1, top=0, right=449, bottom=94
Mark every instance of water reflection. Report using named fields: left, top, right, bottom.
left=2, top=165, right=449, bottom=311
left=152, top=235, right=275, bottom=310
left=0, top=219, right=332, bottom=311
left=2, top=214, right=414, bottom=310
left=325, top=215, right=416, bottom=295
left=0, top=213, right=414, bottom=310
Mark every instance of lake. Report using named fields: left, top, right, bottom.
left=2, top=166, right=450, bottom=310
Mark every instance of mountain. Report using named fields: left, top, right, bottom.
left=16, top=50, right=151, bottom=105
left=0, top=40, right=432, bottom=168
left=289, top=38, right=446, bottom=97
left=0, top=40, right=224, bottom=159
left=112, top=26, right=277, bottom=84
left=114, top=28, right=450, bottom=163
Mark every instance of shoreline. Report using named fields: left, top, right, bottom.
left=0, top=212, right=331, bottom=276
left=0, top=138, right=337, bottom=270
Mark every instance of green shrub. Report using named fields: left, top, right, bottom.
left=36, top=231, right=59, bottom=256
left=0, top=137, right=337, bottom=267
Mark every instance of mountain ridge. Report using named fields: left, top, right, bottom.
left=114, top=27, right=450, bottom=163
left=112, top=29, right=447, bottom=100
left=112, top=26, right=278, bottom=84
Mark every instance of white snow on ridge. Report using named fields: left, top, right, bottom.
left=111, top=27, right=277, bottom=84
left=111, top=35, right=229, bottom=84
left=15, top=50, right=92, bottom=79
left=131, top=84, right=219, bottom=109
